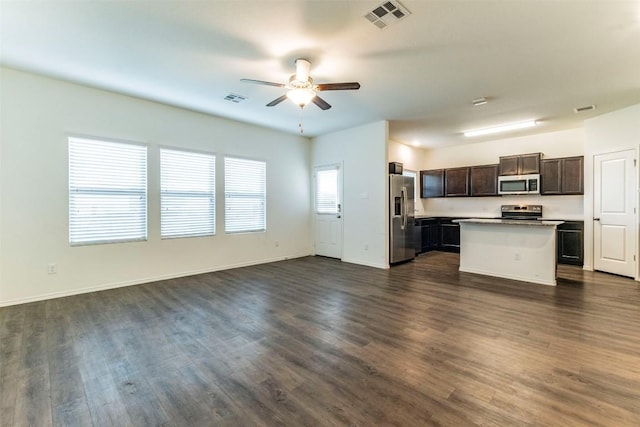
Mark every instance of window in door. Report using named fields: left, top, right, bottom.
left=315, top=168, right=339, bottom=214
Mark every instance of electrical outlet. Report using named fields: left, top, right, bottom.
left=514, top=253, right=521, bottom=261
left=275, top=241, right=279, bottom=247
left=47, top=263, right=57, bottom=274
left=364, top=243, right=369, bottom=250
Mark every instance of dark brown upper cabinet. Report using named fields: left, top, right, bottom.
left=540, top=159, right=562, bottom=194
left=499, top=153, right=541, bottom=176
left=470, top=164, right=498, bottom=196
left=420, top=169, right=444, bottom=198
left=541, top=156, right=584, bottom=195
left=445, top=167, right=470, bottom=197
left=561, top=156, right=584, bottom=194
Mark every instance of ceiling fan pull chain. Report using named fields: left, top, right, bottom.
left=298, top=108, right=304, bottom=134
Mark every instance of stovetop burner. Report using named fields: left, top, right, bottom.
left=501, top=204, right=542, bottom=220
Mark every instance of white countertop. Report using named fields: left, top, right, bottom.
left=454, top=218, right=564, bottom=227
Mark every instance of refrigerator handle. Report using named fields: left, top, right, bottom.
left=400, top=187, right=406, bottom=229
left=404, top=186, right=409, bottom=228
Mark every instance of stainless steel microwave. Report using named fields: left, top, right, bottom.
left=498, top=174, right=540, bottom=195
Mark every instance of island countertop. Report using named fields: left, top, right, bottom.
left=453, top=218, right=564, bottom=227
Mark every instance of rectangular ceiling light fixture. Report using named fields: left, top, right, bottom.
left=364, top=1, right=411, bottom=29
left=464, top=120, right=538, bottom=137
left=472, top=97, right=488, bottom=106
left=574, top=104, right=596, bottom=113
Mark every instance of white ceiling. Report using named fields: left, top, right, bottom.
left=2, top=1, right=639, bottom=147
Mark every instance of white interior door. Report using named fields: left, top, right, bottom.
left=593, top=149, right=637, bottom=278
left=314, top=165, right=342, bottom=259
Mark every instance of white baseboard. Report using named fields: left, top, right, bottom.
left=460, top=267, right=556, bottom=286
left=340, top=257, right=389, bottom=270
left=0, top=252, right=311, bottom=307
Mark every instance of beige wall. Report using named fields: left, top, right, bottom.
left=422, top=127, right=584, bottom=169
left=312, top=121, right=388, bottom=268
left=0, top=68, right=313, bottom=305
left=584, top=103, right=640, bottom=273
left=388, top=140, right=427, bottom=214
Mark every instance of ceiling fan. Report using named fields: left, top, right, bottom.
left=241, top=58, right=360, bottom=110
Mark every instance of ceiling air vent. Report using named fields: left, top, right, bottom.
left=364, top=1, right=411, bottom=29
left=224, top=93, right=247, bottom=103
left=574, top=104, right=596, bottom=113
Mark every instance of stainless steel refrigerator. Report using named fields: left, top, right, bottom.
left=389, top=174, right=415, bottom=264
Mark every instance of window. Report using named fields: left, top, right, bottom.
left=315, top=167, right=339, bottom=214
left=224, top=157, right=266, bottom=233
left=69, top=137, right=147, bottom=245
left=160, top=148, right=215, bottom=238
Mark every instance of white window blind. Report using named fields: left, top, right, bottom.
left=160, top=148, right=216, bottom=238
left=69, top=137, right=147, bottom=245
left=224, top=157, right=266, bottom=233
left=316, top=168, right=338, bottom=214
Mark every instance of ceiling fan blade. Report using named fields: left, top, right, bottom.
left=295, top=58, right=311, bottom=82
left=241, top=79, right=285, bottom=88
left=315, top=82, right=360, bottom=91
left=266, top=94, right=288, bottom=107
left=312, top=95, right=332, bottom=110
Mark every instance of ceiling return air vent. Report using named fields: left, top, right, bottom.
left=224, top=93, right=247, bottom=103
left=364, top=1, right=411, bottom=29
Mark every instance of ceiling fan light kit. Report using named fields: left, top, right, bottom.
left=464, top=120, right=538, bottom=137
left=287, top=87, right=316, bottom=107
left=241, top=58, right=360, bottom=111
left=295, top=58, right=311, bottom=82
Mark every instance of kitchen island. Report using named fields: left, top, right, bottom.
left=454, top=218, right=564, bottom=286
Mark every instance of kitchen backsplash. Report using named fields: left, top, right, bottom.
left=420, top=195, right=584, bottom=220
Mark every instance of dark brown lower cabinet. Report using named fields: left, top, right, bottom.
left=414, top=218, right=582, bottom=263
left=414, top=220, right=422, bottom=254
left=414, top=218, right=461, bottom=254
left=423, top=220, right=439, bottom=252
left=557, top=221, right=584, bottom=265
left=439, top=219, right=461, bottom=252
left=414, top=218, right=440, bottom=254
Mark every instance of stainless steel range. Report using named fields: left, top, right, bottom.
left=501, top=204, right=542, bottom=220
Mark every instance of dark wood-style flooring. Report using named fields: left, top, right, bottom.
left=1, top=252, right=639, bottom=426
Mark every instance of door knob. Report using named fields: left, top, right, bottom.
left=593, top=218, right=600, bottom=221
